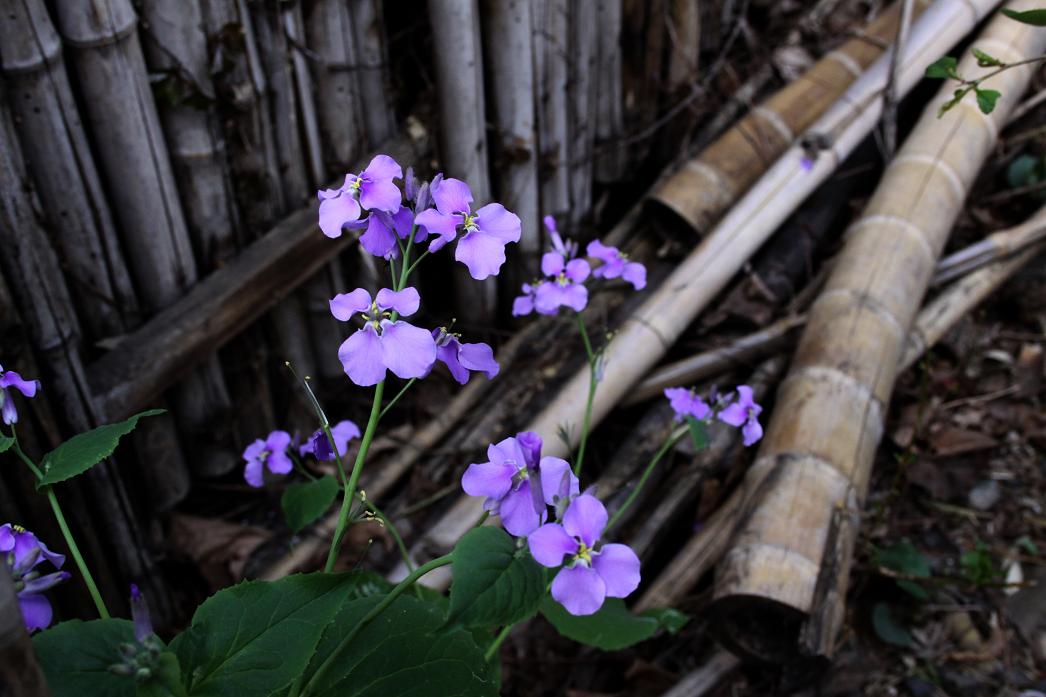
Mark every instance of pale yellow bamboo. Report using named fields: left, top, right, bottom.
left=710, top=2, right=1046, bottom=663
left=931, top=209, right=1046, bottom=285
left=648, top=0, right=931, bottom=236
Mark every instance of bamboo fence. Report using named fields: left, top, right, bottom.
left=710, top=1, right=1046, bottom=663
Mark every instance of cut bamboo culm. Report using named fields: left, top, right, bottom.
left=533, top=0, right=571, bottom=224
left=395, top=0, right=999, bottom=591
left=567, top=1, right=598, bottom=229
left=647, top=0, right=931, bottom=236
left=711, top=2, right=1045, bottom=664
left=349, top=0, right=395, bottom=147
left=305, top=0, right=364, bottom=169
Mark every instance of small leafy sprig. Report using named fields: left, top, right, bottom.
left=926, top=41, right=1046, bottom=118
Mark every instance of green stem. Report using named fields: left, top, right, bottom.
left=484, top=623, right=513, bottom=662
left=403, top=251, right=429, bottom=281
left=9, top=433, right=109, bottom=619
left=324, top=381, right=385, bottom=572
left=300, top=555, right=453, bottom=697
left=605, top=425, right=688, bottom=534
left=377, top=378, right=416, bottom=421
left=573, top=315, right=599, bottom=477
left=363, top=500, right=414, bottom=574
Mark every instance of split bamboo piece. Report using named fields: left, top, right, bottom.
left=932, top=210, right=1046, bottom=285
left=660, top=652, right=739, bottom=697
left=533, top=0, right=571, bottom=223
left=594, top=0, right=626, bottom=183
left=0, top=568, right=49, bottom=697
left=349, top=0, right=395, bottom=147
left=567, top=1, right=598, bottom=229
left=399, top=0, right=1000, bottom=591
left=305, top=0, right=364, bottom=169
left=427, top=0, right=497, bottom=320
left=647, top=0, right=931, bottom=236
left=711, top=3, right=1046, bottom=663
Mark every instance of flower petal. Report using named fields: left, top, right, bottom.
left=457, top=342, right=499, bottom=380
left=338, top=326, right=387, bottom=386
left=0, top=371, right=37, bottom=397
left=375, top=287, right=421, bottom=317
left=362, top=154, right=402, bottom=181
left=551, top=564, right=607, bottom=616
left=586, top=239, right=616, bottom=264
left=244, top=458, right=265, bottom=487
left=717, top=403, right=747, bottom=428
left=379, top=321, right=437, bottom=379
left=528, top=523, right=578, bottom=567
left=539, top=456, right=579, bottom=505
left=541, top=251, right=565, bottom=277
left=318, top=193, right=361, bottom=238
left=359, top=213, right=399, bottom=258
left=565, top=259, right=590, bottom=283
left=432, top=177, right=473, bottom=215
left=500, top=483, right=543, bottom=537
left=267, top=450, right=293, bottom=476
left=455, top=230, right=510, bottom=280
left=742, top=418, right=763, bottom=447
left=562, top=494, right=607, bottom=547
left=359, top=180, right=402, bottom=213
left=415, top=208, right=459, bottom=248
left=512, top=293, right=535, bottom=316
left=592, top=543, right=641, bottom=598
left=436, top=340, right=470, bottom=385
left=331, top=420, right=362, bottom=454
left=330, top=288, right=372, bottom=321
left=474, top=203, right=521, bottom=243
left=461, top=460, right=516, bottom=500
left=623, top=262, right=647, bottom=290
left=18, top=593, right=54, bottom=632
left=266, top=430, right=292, bottom=453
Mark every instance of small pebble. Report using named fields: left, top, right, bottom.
left=968, top=480, right=1001, bottom=511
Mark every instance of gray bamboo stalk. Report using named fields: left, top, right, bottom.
left=481, top=0, right=540, bottom=278
left=305, top=0, right=365, bottom=169
left=55, top=0, right=236, bottom=479
left=428, top=0, right=497, bottom=320
left=594, top=0, right=625, bottom=182
left=0, top=0, right=139, bottom=340
left=568, top=1, right=598, bottom=228
left=0, top=566, right=50, bottom=697
left=350, top=0, right=395, bottom=146
left=532, top=0, right=571, bottom=225
left=283, top=2, right=325, bottom=186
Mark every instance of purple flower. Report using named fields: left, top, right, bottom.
left=718, top=385, right=763, bottom=446
left=430, top=328, right=499, bottom=385
left=0, top=365, right=39, bottom=426
left=414, top=178, right=521, bottom=279
left=461, top=433, right=578, bottom=537
left=511, top=282, right=539, bottom=317
left=587, top=240, right=646, bottom=290
left=664, top=387, right=711, bottom=421
left=300, top=420, right=361, bottom=460
left=331, top=287, right=437, bottom=387
left=360, top=207, right=426, bottom=259
left=242, top=430, right=293, bottom=488
left=533, top=252, right=590, bottom=315
left=0, top=524, right=68, bottom=632
left=544, top=215, right=577, bottom=260
left=528, top=495, right=640, bottom=616
left=130, top=584, right=153, bottom=642
left=317, top=154, right=403, bottom=238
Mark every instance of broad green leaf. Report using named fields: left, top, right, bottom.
left=281, top=475, right=339, bottom=533
left=137, top=652, right=189, bottom=697
left=540, top=597, right=659, bottom=650
left=1001, top=8, right=1046, bottom=26
left=37, top=409, right=165, bottom=486
left=871, top=603, right=913, bottom=648
left=171, top=573, right=352, bottom=697
left=686, top=416, right=708, bottom=451
left=1007, top=154, right=1043, bottom=188
left=925, top=56, right=958, bottom=79
left=876, top=541, right=930, bottom=578
left=288, top=594, right=498, bottom=697
left=447, top=527, right=547, bottom=629
left=34, top=619, right=137, bottom=697
left=971, top=48, right=1003, bottom=67
left=975, top=88, right=1001, bottom=115
left=640, top=607, right=690, bottom=634
left=0, top=435, right=13, bottom=453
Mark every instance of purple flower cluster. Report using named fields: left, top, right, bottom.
left=1, top=523, right=68, bottom=632
left=664, top=384, right=764, bottom=447
left=460, top=432, right=639, bottom=616
left=242, top=430, right=293, bottom=488
left=513, top=217, right=647, bottom=317
left=0, top=365, right=39, bottom=426
left=300, top=420, right=361, bottom=461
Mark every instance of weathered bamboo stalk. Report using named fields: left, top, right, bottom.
left=349, top=0, right=395, bottom=146
left=0, top=567, right=50, bottom=697
left=594, top=0, right=625, bottom=182
left=567, top=0, right=598, bottom=228
left=654, top=0, right=701, bottom=164
left=647, top=0, right=931, bottom=236
left=711, top=3, right=1043, bottom=663
left=660, top=652, right=739, bottom=697
left=283, top=2, right=325, bottom=186
left=397, top=0, right=999, bottom=589
left=428, top=0, right=497, bottom=320
left=621, top=0, right=666, bottom=167
left=481, top=0, right=541, bottom=280
left=932, top=211, right=1046, bottom=285
left=305, top=0, right=364, bottom=169
left=533, top=0, right=571, bottom=223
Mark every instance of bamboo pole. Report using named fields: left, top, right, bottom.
left=654, top=0, right=701, bottom=164
left=594, top=0, right=626, bottom=183
left=395, top=0, right=1000, bottom=590
left=305, top=0, right=364, bottom=169
left=660, top=652, right=739, bottom=697
left=711, top=2, right=1045, bottom=663
left=481, top=0, right=541, bottom=281
left=647, top=0, right=932, bottom=236
left=349, top=0, right=395, bottom=147
left=932, top=211, right=1046, bottom=285
left=0, top=567, right=50, bottom=697
left=428, top=0, right=497, bottom=320
left=567, top=0, right=598, bottom=229
left=283, top=2, right=325, bottom=187
left=533, top=0, right=571, bottom=224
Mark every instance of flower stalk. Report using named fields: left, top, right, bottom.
left=573, top=314, right=599, bottom=476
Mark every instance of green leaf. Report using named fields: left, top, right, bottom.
left=171, top=573, right=352, bottom=697
left=896, top=579, right=930, bottom=601
left=34, top=619, right=137, bottom=697
left=1016, top=535, right=1039, bottom=556
left=640, top=607, right=690, bottom=634
left=971, top=48, right=1003, bottom=67
left=137, top=652, right=189, bottom=697
left=1001, top=8, right=1046, bottom=26
left=289, top=594, right=498, bottom=697
left=37, top=409, right=165, bottom=486
left=1007, top=154, right=1044, bottom=188
left=925, top=56, right=958, bottom=79
left=975, top=88, right=1001, bottom=115
left=540, top=597, right=659, bottom=650
left=0, top=435, right=13, bottom=453
left=872, top=603, right=913, bottom=648
left=876, top=541, right=930, bottom=578
left=281, top=475, right=339, bottom=533
left=685, top=416, right=709, bottom=451
left=960, top=540, right=999, bottom=585
left=446, top=527, right=547, bottom=629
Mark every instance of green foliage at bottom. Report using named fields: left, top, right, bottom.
left=34, top=619, right=136, bottom=697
